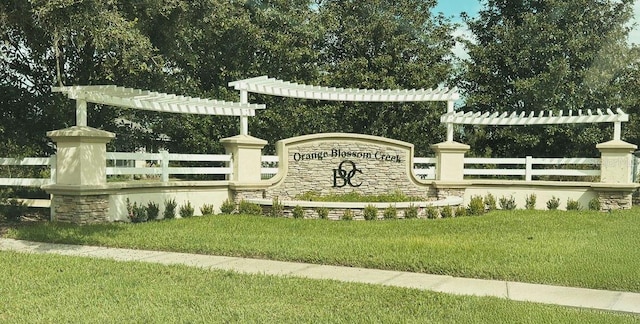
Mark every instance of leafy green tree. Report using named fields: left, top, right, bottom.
left=459, top=0, right=639, bottom=157
left=314, top=0, right=456, bottom=155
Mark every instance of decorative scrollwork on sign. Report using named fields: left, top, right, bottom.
left=332, top=160, right=362, bottom=188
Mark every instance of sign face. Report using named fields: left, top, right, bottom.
left=266, top=133, right=426, bottom=199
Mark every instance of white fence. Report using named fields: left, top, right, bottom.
left=0, top=157, right=55, bottom=207
left=106, top=151, right=232, bottom=182
left=262, top=156, right=601, bottom=181
left=0, top=153, right=606, bottom=208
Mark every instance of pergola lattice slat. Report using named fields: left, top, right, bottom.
left=229, top=76, right=460, bottom=102
left=53, top=85, right=265, bottom=118
left=440, top=108, right=629, bottom=125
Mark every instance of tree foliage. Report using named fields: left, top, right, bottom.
left=459, top=0, right=639, bottom=157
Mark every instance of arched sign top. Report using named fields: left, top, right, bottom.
left=229, top=76, right=459, bottom=102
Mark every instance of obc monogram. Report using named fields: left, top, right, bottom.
left=332, top=160, right=362, bottom=188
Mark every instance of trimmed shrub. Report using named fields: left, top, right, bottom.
left=163, top=198, right=177, bottom=219
left=499, top=195, right=517, bottom=210
left=425, top=206, right=439, bottom=219
left=525, top=194, right=537, bottom=210
left=363, top=204, right=378, bottom=220
left=199, top=204, right=215, bottom=216
left=547, top=196, right=560, bottom=210
left=238, top=200, right=262, bottom=215
left=484, top=194, right=497, bottom=211
left=588, top=197, right=601, bottom=211
left=1, top=198, right=28, bottom=222
left=179, top=201, right=194, bottom=218
left=316, top=207, right=329, bottom=219
left=341, top=209, right=354, bottom=220
left=404, top=204, right=419, bottom=219
left=566, top=198, right=581, bottom=211
left=220, top=199, right=236, bottom=214
left=383, top=206, right=397, bottom=219
left=269, top=197, right=284, bottom=217
left=455, top=206, right=467, bottom=217
left=468, top=195, right=485, bottom=216
left=292, top=205, right=305, bottom=219
left=127, top=199, right=147, bottom=223
left=147, top=202, right=160, bottom=220
left=441, top=205, right=453, bottom=218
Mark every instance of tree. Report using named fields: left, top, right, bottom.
left=314, top=0, right=456, bottom=155
left=459, top=0, right=639, bottom=157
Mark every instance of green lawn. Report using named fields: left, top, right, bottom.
left=6, top=209, right=640, bottom=292
left=0, top=251, right=637, bottom=323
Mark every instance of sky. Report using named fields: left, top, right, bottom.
left=433, top=0, right=640, bottom=59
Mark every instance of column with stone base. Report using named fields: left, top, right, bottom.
left=593, top=140, right=638, bottom=211
left=43, top=126, right=115, bottom=224
left=220, top=135, right=269, bottom=203
left=431, top=141, right=470, bottom=201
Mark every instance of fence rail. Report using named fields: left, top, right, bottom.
left=0, top=153, right=608, bottom=208
left=106, top=151, right=232, bottom=182
left=0, top=157, right=55, bottom=207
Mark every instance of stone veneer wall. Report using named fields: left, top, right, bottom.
left=232, top=189, right=266, bottom=203
left=598, top=191, right=633, bottom=211
left=52, top=194, right=109, bottom=224
left=259, top=205, right=463, bottom=221
left=267, top=140, right=435, bottom=200
left=436, top=188, right=466, bottom=200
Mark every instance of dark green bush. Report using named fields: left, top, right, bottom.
left=363, top=205, right=378, bottom=220
left=269, top=197, right=284, bottom=217
left=220, top=199, right=236, bottom=214
left=525, top=194, right=537, bottom=210
left=1, top=198, right=28, bottom=222
left=179, top=201, right=194, bottom=218
left=146, top=201, right=160, bottom=220
left=163, top=198, right=177, bottom=219
left=316, top=207, right=329, bottom=219
left=382, top=206, right=397, bottom=219
left=292, top=205, right=305, bottom=219
left=238, top=200, right=262, bottom=215
left=566, top=198, right=581, bottom=211
left=425, top=206, right=439, bottom=219
left=404, top=204, right=418, bottom=219
left=484, top=194, right=497, bottom=211
left=588, top=197, right=601, bottom=211
left=199, top=204, right=215, bottom=216
left=468, top=195, right=485, bottom=216
left=127, top=199, right=147, bottom=223
left=341, top=209, right=354, bottom=220
left=499, top=195, right=517, bottom=210
left=455, top=206, right=467, bottom=217
left=441, top=205, right=453, bottom=218
left=547, top=196, right=560, bottom=210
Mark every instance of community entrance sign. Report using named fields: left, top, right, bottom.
left=266, top=133, right=431, bottom=200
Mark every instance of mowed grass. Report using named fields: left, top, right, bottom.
left=6, top=209, right=640, bottom=292
left=1, top=251, right=637, bottom=323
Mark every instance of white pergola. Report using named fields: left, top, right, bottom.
left=229, top=75, right=460, bottom=136
left=52, top=85, right=266, bottom=129
left=441, top=108, right=629, bottom=141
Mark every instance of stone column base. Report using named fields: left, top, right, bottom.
left=51, top=194, right=110, bottom=224
left=597, top=191, right=634, bottom=211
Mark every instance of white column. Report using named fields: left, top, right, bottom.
left=446, top=100, right=454, bottom=142
left=240, top=90, right=249, bottom=135
left=76, top=99, right=87, bottom=126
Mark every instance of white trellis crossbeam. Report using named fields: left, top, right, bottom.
left=52, top=85, right=266, bottom=128
left=441, top=108, right=629, bottom=140
left=229, top=76, right=460, bottom=102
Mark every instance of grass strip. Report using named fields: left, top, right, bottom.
left=6, top=209, right=640, bottom=292
left=0, top=251, right=637, bottom=323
